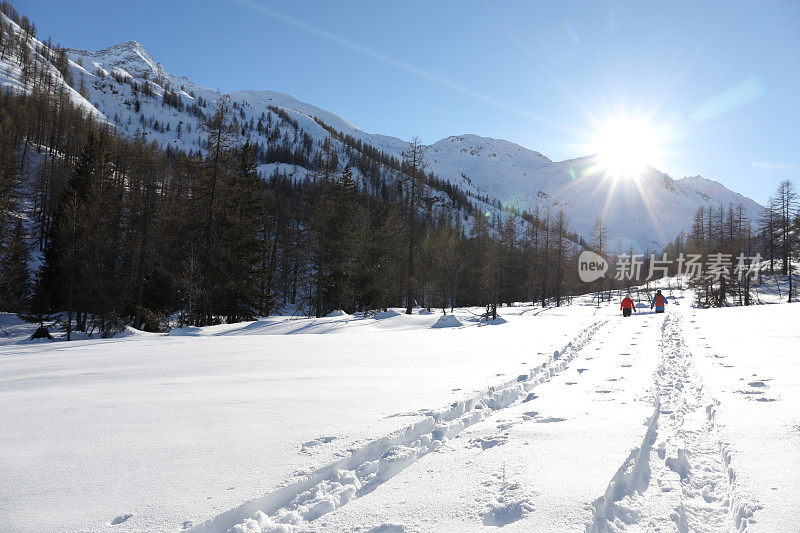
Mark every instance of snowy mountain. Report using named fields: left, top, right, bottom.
left=1, top=14, right=763, bottom=250
left=420, top=136, right=763, bottom=251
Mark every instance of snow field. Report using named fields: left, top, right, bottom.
left=214, top=320, right=609, bottom=532
left=589, top=311, right=751, bottom=532
left=684, top=303, right=800, bottom=533
left=2, top=295, right=798, bottom=532
left=0, top=305, right=600, bottom=532
left=313, top=308, right=666, bottom=532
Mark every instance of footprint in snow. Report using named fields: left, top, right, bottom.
left=301, top=436, right=337, bottom=452
left=110, top=514, right=133, bottom=525
left=482, top=501, right=530, bottom=526
left=481, top=479, right=534, bottom=527
left=470, top=435, right=508, bottom=450
left=366, top=525, right=406, bottom=533
left=387, top=411, right=419, bottom=418
left=621, top=364, right=632, bottom=367
left=534, top=417, right=566, bottom=423
left=565, top=381, right=577, bottom=385
left=577, top=368, right=588, bottom=374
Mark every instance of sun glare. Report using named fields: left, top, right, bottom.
left=592, top=117, right=662, bottom=178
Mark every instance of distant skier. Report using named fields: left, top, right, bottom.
left=651, top=289, right=668, bottom=313
left=620, top=294, right=636, bottom=317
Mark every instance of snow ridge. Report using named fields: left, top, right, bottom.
left=67, top=40, right=168, bottom=80
left=191, top=319, right=610, bottom=533
left=588, top=312, right=759, bottom=532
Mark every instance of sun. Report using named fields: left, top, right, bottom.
left=592, top=117, right=662, bottom=178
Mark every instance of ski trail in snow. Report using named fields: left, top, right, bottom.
left=588, top=312, right=758, bottom=532
left=190, top=319, right=610, bottom=533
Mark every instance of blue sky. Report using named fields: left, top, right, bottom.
left=22, top=0, right=800, bottom=203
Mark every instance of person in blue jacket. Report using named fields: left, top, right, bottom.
left=651, top=289, right=668, bottom=313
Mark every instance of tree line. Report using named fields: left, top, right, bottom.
left=0, top=27, right=587, bottom=340
left=662, top=179, right=798, bottom=307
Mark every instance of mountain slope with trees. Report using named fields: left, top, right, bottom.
left=0, top=3, right=593, bottom=338
left=58, top=29, right=763, bottom=252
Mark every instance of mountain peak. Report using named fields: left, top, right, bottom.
left=68, top=39, right=165, bottom=79
left=429, top=134, right=552, bottom=164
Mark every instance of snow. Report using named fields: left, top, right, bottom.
left=68, top=40, right=170, bottom=80
left=0, top=306, right=599, bottom=532
left=2, top=294, right=798, bottom=532
left=424, top=137, right=763, bottom=251
left=686, top=303, right=800, bottom=532
left=0, top=10, right=764, bottom=251
left=0, top=13, right=792, bottom=531
left=0, top=14, right=103, bottom=119
left=430, top=314, right=463, bottom=328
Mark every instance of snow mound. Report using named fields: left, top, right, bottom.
left=326, top=310, right=349, bottom=317
left=372, top=309, right=401, bottom=319
left=431, top=315, right=463, bottom=328
left=116, top=325, right=160, bottom=338
left=167, top=326, right=202, bottom=336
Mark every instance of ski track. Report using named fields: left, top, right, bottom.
left=189, top=319, right=610, bottom=533
left=588, top=311, right=758, bottom=533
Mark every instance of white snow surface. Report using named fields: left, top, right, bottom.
left=0, top=13, right=103, bottom=119
left=1, top=295, right=798, bottom=532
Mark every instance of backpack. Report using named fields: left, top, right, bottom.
left=655, top=294, right=664, bottom=307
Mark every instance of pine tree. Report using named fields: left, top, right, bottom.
left=401, top=137, right=427, bottom=314
left=590, top=217, right=609, bottom=301
left=188, top=97, right=240, bottom=325
left=37, top=131, right=112, bottom=339
left=776, top=180, right=798, bottom=300
left=553, top=209, right=570, bottom=307
left=221, top=141, right=266, bottom=322
left=0, top=218, right=29, bottom=314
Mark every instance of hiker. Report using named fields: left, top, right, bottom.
left=651, top=289, right=668, bottom=313
left=620, top=294, right=636, bottom=317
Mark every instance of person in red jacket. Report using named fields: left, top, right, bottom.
left=620, top=294, right=636, bottom=317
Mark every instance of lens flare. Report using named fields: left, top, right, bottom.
left=591, top=117, right=662, bottom=178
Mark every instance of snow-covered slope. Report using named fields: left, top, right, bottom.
left=1, top=17, right=763, bottom=250
left=0, top=13, right=101, bottom=119
left=423, top=136, right=763, bottom=251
